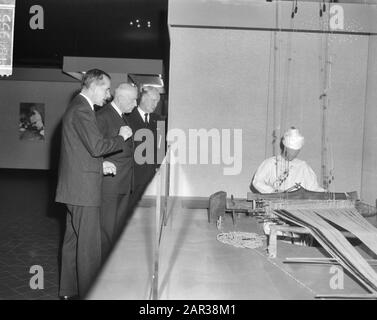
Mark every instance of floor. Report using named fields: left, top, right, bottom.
left=0, top=169, right=65, bottom=300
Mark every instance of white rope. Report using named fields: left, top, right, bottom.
left=217, top=232, right=318, bottom=296
left=217, top=232, right=266, bottom=249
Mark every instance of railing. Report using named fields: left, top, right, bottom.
left=150, top=145, right=171, bottom=300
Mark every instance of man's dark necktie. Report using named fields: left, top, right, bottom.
left=144, top=113, right=149, bottom=126
left=122, top=113, right=128, bottom=125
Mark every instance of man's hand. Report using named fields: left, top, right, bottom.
left=119, top=125, right=133, bottom=141
left=103, top=161, right=117, bottom=176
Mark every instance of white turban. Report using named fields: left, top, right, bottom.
left=283, top=127, right=304, bottom=150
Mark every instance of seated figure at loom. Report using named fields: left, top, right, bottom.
left=250, top=127, right=325, bottom=241
left=251, top=127, right=325, bottom=194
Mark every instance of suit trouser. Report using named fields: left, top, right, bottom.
left=100, top=193, right=130, bottom=263
left=128, top=165, right=157, bottom=211
left=127, top=183, right=145, bottom=213
left=59, top=205, right=101, bottom=298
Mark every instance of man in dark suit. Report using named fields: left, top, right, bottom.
left=55, top=69, right=132, bottom=299
left=96, top=83, right=138, bottom=262
left=125, top=86, right=164, bottom=212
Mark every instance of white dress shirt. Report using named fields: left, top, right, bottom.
left=253, top=154, right=325, bottom=237
left=252, top=155, right=325, bottom=193
left=111, top=101, right=123, bottom=117
left=137, top=107, right=149, bottom=123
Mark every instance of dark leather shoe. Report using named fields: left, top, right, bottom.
left=60, top=295, right=80, bottom=300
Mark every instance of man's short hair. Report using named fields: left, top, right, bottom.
left=81, top=69, right=111, bottom=89
left=140, top=86, right=160, bottom=99
left=115, top=83, right=138, bottom=98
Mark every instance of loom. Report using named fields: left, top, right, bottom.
left=209, top=187, right=377, bottom=299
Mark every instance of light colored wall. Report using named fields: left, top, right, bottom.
left=167, top=27, right=368, bottom=198
left=276, top=32, right=368, bottom=194
left=168, top=28, right=270, bottom=197
left=325, top=33, right=368, bottom=194
left=0, top=77, right=78, bottom=169
left=362, top=35, right=377, bottom=205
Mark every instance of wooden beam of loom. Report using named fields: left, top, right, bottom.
left=226, top=198, right=355, bottom=213
left=274, top=209, right=377, bottom=294
left=247, top=188, right=358, bottom=201
left=266, top=200, right=355, bottom=211
left=284, top=257, right=377, bottom=266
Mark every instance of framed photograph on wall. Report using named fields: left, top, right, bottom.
left=19, top=102, right=45, bottom=141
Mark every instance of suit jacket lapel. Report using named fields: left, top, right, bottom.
left=122, top=113, right=131, bottom=126
left=107, top=104, right=123, bottom=124
left=121, top=113, right=134, bottom=148
left=121, top=112, right=135, bottom=193
left=135, top=108, right=147, bottom=127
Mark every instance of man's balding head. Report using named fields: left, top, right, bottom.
left=113, top=83, right=138, bottom=114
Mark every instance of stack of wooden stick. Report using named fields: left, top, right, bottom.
left=274, top=204, right=377, bottom=296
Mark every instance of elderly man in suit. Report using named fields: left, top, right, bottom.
left=125, top=86, right=163, bottom=212
left=55, top=69, right=132, bottom=299
left=96, top=83, right=138, bottom=262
